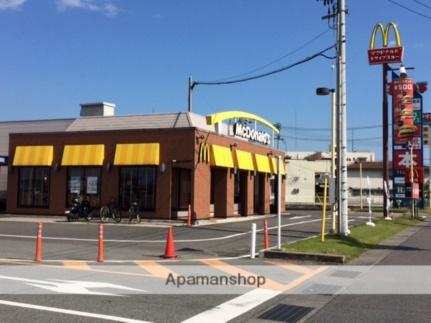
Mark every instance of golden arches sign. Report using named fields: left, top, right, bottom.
left=368, top=22, right=404, bottom=65
left=205, top=110, right=279, bottom=133
left=369, top=22, right=402, bottom=48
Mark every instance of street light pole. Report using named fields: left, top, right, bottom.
left=316, top=87, right=337, bottom=233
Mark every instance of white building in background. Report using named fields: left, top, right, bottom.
left=285, top=151, right=377, bottom=206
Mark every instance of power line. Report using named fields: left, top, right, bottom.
left=413, top=0, right=431, bottom=10
left=388, top=0, right=431, bottom=20
left=281, top=124, right=388, bottom=131
left=210, top=29, right=333, bottom=83
left=193, top=44, right=336, bottom=86
left=279, top=134, right=383, bottom=142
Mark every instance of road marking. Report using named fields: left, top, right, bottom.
left=265, top=261, right=315, bottom=275
left=200, top=259, right=285, bottom=291
left=135, top=261, right=178, bottom=279
left=0, top=218, right=323, bottom=243
left=0, top=299, right=151, bottom=323
left=183, top=265, right=328, bottom=323
left=182, top=288, right=281, bottom=323
left=63, top=261, right=91, bottom=269
left=289, top=215, right=313, bottom=220
left=282, top=265, right=327, bottom=290
left=0, top=274, right=145, bottom=296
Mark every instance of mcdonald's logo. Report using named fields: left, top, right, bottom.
left=368, top=22, right=404, bottom=65
left=198, top=143, right=210, bottom=164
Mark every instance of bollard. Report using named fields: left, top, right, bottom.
left=321, top=178, right=328, bottom=242
left=34, top=223, right=43, bottom=262
left=263, top=219, right=270, bottom=249
left=250, top=223, right=256, bottom=259
left=97, top=223, right=104, bottom=262
left=187, top=204, right=192, bottom=227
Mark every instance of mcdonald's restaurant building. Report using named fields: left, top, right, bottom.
left=5, top=104, right=285, bottom=220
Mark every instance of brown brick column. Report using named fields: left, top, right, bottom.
left=192, top=163, right=211, bottom=219
left=214, top=167, right=234, bottom=218
left=260, top=173, right=271, bottom=214
left=245, top=171, right=254, bottom=216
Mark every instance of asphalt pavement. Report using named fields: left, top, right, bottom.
left=0, top=210, right=369, bottom=262
left=0, top=209, right=382, bottom=323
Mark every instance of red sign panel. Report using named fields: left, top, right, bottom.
left=423, top=112, right=431, bottom=122
left=368, top=46, right=403, bottom=65
left=394, top=149, right=422, bottom=171
left=392, top=77, right=416, bottom=144
left=405, top=167, right=424, bottom=184
left=412, top=183, right=420, bottom=200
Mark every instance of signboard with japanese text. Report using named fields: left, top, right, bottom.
left=368, top=22, right=404, bottom=65
left=368, top=47, right=403, bottom=65
left=391, top=72, right=424, bottom=207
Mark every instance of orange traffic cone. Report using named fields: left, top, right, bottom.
left=97, top=223, right=104, bottom=262
left=162, top=227, right=177, bottom=259
left=263, top=219, right=270, bottom=250
left=34, top=223, right=43, bottom=262
left=187, top=204, right=192, bottom=227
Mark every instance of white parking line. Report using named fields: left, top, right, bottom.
left=0, top=299, right=151, bottom=323
left=181, top=288, right=281, bottom=323
left=0, top=218, right=323, bottom=243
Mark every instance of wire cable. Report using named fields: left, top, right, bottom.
left=210, top=29, right=333, bottom=82
left=413, top=0, right=431, bottom=10
left=388, top=0, right=431, bottom=20
left=193, top=44, right=336, bottom=87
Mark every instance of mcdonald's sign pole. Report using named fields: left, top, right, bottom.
left=368, top=22, right=404, bottom=220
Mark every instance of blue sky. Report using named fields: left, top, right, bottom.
left=1, top=0, right=430, bottom=159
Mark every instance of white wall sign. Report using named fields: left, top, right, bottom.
left=233, top=123, right=271, bottom=145
left=86, top=176, right=98, bottom=194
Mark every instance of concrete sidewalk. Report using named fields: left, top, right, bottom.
left=305, top=217, right=431, bottom=323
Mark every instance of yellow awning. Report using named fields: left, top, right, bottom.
left=254, top=154, right=272, bottom=173
left=13, top=146, right=53, bottom=166
left=210, top=144, right=234, bottom=168
left=270, top=157, right=286, bottom=175
left=61, top=145, right=105, bottom=166
left=114, top=143, right=160, bottom=165
left=234, top=150, right=255, bottom=171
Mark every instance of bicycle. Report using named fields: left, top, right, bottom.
left=128, top=201, right=141, bottom=224
left=100, top=199, right=121, bottom=223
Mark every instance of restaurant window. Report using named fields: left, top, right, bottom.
left=18, top=167, right=50, bottom=208
left=67, top=167, right=101, bottom=208
left=119, top=167, right=156, bottom=210
left=171, top=168, right=191, bottom=210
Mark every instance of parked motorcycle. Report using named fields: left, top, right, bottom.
left=65, top=196, right=92, bottom=222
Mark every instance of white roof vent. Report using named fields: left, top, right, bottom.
left=80, top=102, right=115, bottom=117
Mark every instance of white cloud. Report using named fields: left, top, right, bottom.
left=57, top=0, right=119, bottom=16
left=0, top=0, right=27, bottom=10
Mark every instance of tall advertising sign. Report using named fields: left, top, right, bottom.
left=391, top=72, right=424, bottom=207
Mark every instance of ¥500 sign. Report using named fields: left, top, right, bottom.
left=368, top=22, right=404, bottom=65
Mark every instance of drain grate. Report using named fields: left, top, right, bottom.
left=258, top=304, right=314, bottom=322
left=330, top=270, right=361, bottom=279
left=301, top=283, right=341, bottom=295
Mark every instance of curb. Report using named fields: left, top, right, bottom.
left=262, top=249, right=345, bottom=264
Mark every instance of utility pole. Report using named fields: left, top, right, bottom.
left=337, top=0, right=349, bottom=235
left=321, top=0, right=349, bottom=235
left=188, top=76, right=194, bottom=113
